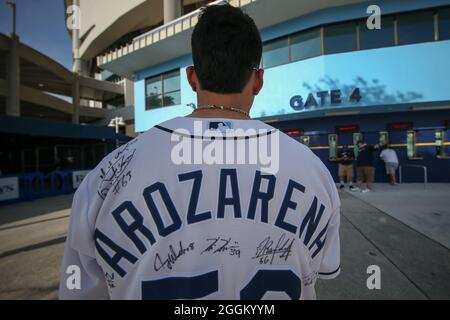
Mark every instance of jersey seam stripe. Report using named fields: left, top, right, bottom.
left=318, top=265, right=341, bottom=276
left=154, top=125, right=277, bottom=140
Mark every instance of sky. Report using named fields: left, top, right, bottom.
left=0, top=0, right=73, bottom=70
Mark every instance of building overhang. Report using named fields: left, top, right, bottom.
left=0, top=115, right=131, bottom=141
left=0, top=33, right=124, bottom=122
left=97, top=0, right=366, bottom=78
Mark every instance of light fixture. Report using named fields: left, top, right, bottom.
left=412, top=105, right=450, bottom=111
left=264, top=118, right=280, bottom=123
left=324, top=110, right=361, bottom=117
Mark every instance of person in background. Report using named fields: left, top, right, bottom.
left=380, top=145, right=399, bottom=185
left=337, top=146, right=356, bottom=190
left=355, top=140, right=381, bottom=193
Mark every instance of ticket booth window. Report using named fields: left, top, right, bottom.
left=329, top=134, right=338, bottom=160
left=379, top=132, right=389, bottom=146
left=436, top=130, right=449, bottom=159
left=407, top=130, right=423, bottom=160
left=299, top=136, right=310, bottom=147
left=353, top=133, right=363, bottom=158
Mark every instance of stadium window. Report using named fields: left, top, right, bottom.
left=397, top=10, right=435, bottom=45
left=290, top=28, right=322, bottom=61
left=262, top=37, right=289, bottom=68
left=324, top=21, right=358, bottom=54
left=359, top=16, right=395, bottom=50
left=145, top=70, right=181, bottom=110
left=439, top=6, right=450, bottom=40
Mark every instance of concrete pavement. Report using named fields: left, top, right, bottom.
left=0, top=195, right=71, bottom=300
left=0, top=185, right=449, bottom=300
left=345, top=183, right=450, bottom=249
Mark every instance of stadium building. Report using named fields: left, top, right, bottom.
left=88, top=0, right=449, bottom=182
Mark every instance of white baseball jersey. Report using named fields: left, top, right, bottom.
left=59, top=117, right=340, bottom=300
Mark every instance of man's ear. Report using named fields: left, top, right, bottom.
left=253, top=69, right=264, bottom=96
left=186, top=66, right=198, bottom=92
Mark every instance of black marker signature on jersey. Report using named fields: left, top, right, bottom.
left=97, top=140, right=137, bottom=199
left=201, top=237, right=241, bottom=258
left=154, top=241, right=195, bottom=272
left=105, top=272, right=115, bottom=289
left=252, top=234, right=295, bottom=265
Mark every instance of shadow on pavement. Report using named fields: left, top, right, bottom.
left=0, top=194, right=73, bottom=226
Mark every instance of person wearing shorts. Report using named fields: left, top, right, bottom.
left=337, top=146, right=355, bottom=190
left=355, top=140, right=380, bottom=193
left=380, top=146, right=399, bottom=185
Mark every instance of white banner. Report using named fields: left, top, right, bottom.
left=72, top=170, right=90, bottom=189
left=0, top=177, right=20, bottom=202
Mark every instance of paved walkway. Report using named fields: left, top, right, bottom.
left=0, top=185, right=449, bottom=300
left=344, top=183, right=450, bottom=249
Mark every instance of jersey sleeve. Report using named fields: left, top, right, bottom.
left=58, top=174, right=110, bottom=300
left=318, top=178, right=341, bottom=280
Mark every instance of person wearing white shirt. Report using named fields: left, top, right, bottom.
left=380, top=146, right=399, bottom=185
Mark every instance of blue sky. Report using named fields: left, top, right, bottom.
left=0, top=0, right=72, bottom=70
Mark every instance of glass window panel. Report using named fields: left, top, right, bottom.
left=397, top=10, right=434, bottom=45
left=290, top=28, right=321, bottom=61
left=146, top=94, right=163, bottom=109
left=359, top=16, right=395, bottom=49
left=163, top=70, right=180, bottom=93
left=439, top=6, right=450, bottom=40
left=324, top=22, right=357, bottom=54
left=262, top=37, right=289, bottom=68
left=163, top=91, right=181, bottom=107
left=145, top=76, right=162, bottom=96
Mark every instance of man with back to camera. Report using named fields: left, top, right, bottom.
left=380, top=145, right=399, bottom=185
left=355, top=140, right=381, bottom=193
left=59, top=4, right=340, bottom=300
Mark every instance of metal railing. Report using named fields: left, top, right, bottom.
left=399, top=164, right=428, bottom=187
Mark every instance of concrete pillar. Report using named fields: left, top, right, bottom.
left=124, top=79, right=134, bottom=108
left=164, top=0, right=182, bottom=24
left=72, top=74, right=80, bottom=124
left=6, top=35, right=20, bottom=117
left=72, top=0, right=83, bottom=75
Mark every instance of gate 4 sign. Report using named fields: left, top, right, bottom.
left=290, top=88, right=362, bottom=111
left=0, top=177, right=19, bottom=202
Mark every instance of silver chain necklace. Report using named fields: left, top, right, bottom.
left=194, top=105, right=250, bottom=118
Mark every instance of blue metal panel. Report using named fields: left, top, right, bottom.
left=274, top=110, right=450, bottom=183
left=252, top=40, right=450, bottom=119
left=260, top=0, right=450, bottom=42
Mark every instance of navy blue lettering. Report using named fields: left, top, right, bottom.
left=178, top=171, right=212, bottom=224
left=305, top=93, right=318, bottom=108
left=247, top=171, right=276, bottom=223
left=316, top=91, right=329, bottom=106
left=240, top=270, right=301, bottom=300
left=275, top=180, right=305, bottom=234
left=309, top=222, right=328, bottom=259
left=217, top=169, right=242, bottom=219
left=142, top=270, right=218, bottom=300
left=94, top=228, right=138, bottom=277
left=330, top=90, right=342, bottom=105
left=299, top=197, right=326, bottom=246
left=143, top=182, right=182, bottom=237
left=111, top=201, right=156, bottom=254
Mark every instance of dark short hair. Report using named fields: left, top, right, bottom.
left=191, top=4, right=262, bottom=94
